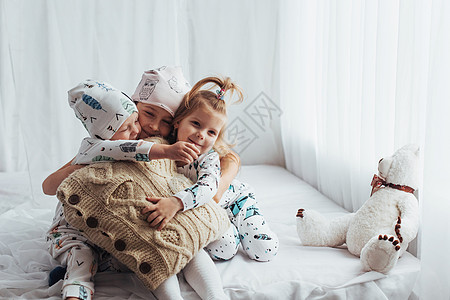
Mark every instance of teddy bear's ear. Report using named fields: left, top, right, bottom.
left=401, top=144, right=420, bottom=156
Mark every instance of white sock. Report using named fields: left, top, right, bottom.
left=152, top=274, right=183, bottom=300
left=183, top=249, right=228, bottom=300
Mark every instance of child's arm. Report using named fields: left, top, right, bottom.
left=74, top=138, right=199, bottom=165
left=174, top=151, right=221, bottom=210
left=142, top=151, right=221, bottom=230
left=150, top=141, right=200, bottom=165
left=213, top=150, right=241, bottom=203
left=42, top=158, right=84, bottom=195
left=73, top=138, right=154, bottom=164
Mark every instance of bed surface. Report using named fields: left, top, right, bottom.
left=0, top=165, right=420, bottom=299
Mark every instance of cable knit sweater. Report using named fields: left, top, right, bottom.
left=56, top=139, right=230, bottom=290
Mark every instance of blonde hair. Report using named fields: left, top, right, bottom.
left=171, top=76, right=244, bottom=156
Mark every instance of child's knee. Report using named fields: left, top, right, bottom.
left=206, top=244, right=238, bottom=261
left=205, top=225, right=239, bottom=261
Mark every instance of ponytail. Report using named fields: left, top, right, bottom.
left=184, top=76, right=243, bottom=108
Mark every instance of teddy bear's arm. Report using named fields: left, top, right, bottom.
left=396, top=196, right=420, bottom=244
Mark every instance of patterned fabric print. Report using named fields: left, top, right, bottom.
left=205, top=223, right=240, bottom=260
left=175, top=151, right=221, bottom=211
left=131, top=66, right=190, bottom=117
left=82, top=94, right=106, bottom=112
left=121, top=98, right=136, bottom=115
left=168, top=76, right=184, bottom=93
left=95, top=81, right=114, bottom=92
left=69, top=79, right=137, bottom=140
left=47, top=202, right=98, bottom=299
left=78, top=286, right=90, bottom=300
left=72, top=138, right=153, bottom=165
left=215, top=180, right=279, bottom=262
left=175, top=153, right=278, bottom=262
left=139, top=79, right=159, bottom=100
left=47, top=203, right=95, bottom=255
left=97, top=251, right=130, bottom=273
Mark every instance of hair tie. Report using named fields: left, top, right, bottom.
left=216, top=89, right=225, bottom=100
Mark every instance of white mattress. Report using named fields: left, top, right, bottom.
left=0, top=165, right=420, bottom=299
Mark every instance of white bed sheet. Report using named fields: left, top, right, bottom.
left=0, top=165, right=420, bottom=299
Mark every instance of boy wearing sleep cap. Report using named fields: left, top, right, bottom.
left=69, top=79, right=153, bottom=164
left=68, top=79, right=138, bottom=140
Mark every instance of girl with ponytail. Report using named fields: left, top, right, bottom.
left=143, top=76, right=279, bottom=263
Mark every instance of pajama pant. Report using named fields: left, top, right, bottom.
left=47, top=225, right=97, bottom=299
left=47, top=203, right=127, bottom=300
left=206, top=180, right=279, bottom=262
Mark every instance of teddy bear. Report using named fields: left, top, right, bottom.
left=296, top=144, right=420, bottom=274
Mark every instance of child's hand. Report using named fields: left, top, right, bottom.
left=166, top=141, right=200, bottom=164
left=149, top=142, right=200, bottom=164
left=141, top=196, right=184, bottom=230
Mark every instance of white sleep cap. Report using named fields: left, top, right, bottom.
left=131, top=66, right=191, bottom=116
left=68, top=79, right=137, bottom=140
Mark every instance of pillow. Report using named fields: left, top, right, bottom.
left=56, top=138, right=230, bottom=290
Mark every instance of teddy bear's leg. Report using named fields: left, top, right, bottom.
left=394, top=216, right=403, bottom=243
left=360, top=235, right=401, bottom=274
left=396, top=196, right=420, bottom=244
left=296, top=209, right=353, bottom=247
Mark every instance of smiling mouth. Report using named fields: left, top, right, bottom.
left=189, top=139, right=201, bottom=147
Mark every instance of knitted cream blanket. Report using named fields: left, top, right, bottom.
left=56, top=138, right=230, bottom=290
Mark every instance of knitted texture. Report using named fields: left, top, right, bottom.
left=56, top=138, right=230, bottom=290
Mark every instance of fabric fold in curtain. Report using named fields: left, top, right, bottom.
left=0, top=0, right=188, bottom=175
left=280, top=0, right=449, bottom=299
left=0, top=0, right=27, bottom=172
left=0, top=0, right=284, bottom=173
left=418, top=0, right=450, bottom=297
left=280, top=0, right=425, bottom=212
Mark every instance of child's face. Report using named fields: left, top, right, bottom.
left=174, top=105, right=226, bottom=155
left=136, top=102, right=173, bottom=139
left=111, top=112, right=141, bottom=140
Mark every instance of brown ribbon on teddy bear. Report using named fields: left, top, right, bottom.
left=370, top=174, right=415, bottom=196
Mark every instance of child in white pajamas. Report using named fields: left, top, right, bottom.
left=46, top=80, right=142, bottom=300
left=142, top=76, right=279, bottom=263
left=47, top=202, right=129, bottom=299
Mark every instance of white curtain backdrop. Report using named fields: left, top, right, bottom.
left=0, top=0, right=284, bottom=175
left=280, top=1, right=449, bottom=299
left=1, top=0, right=449, bottom=299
